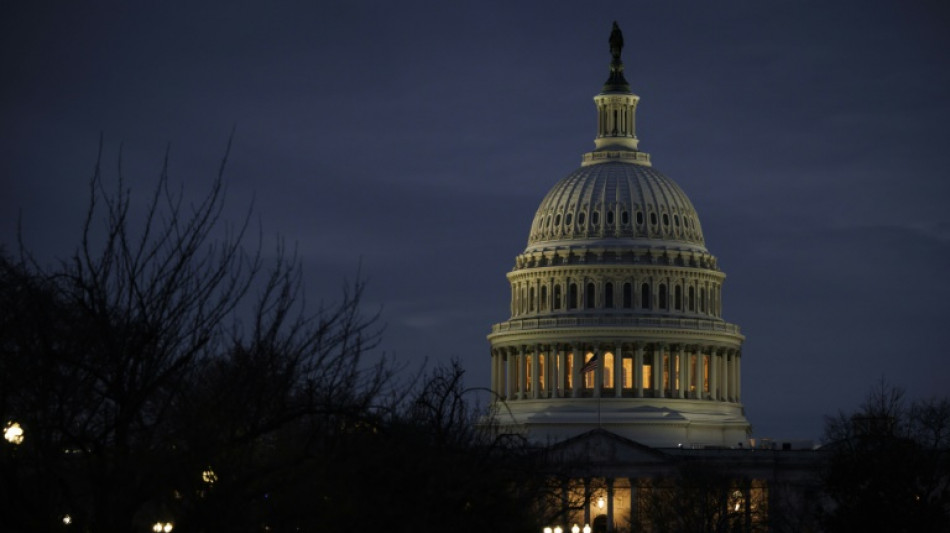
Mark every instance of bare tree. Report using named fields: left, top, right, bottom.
left=0, top=141, right=386, bottom=531
left=820, top=380, right=950, bottom=532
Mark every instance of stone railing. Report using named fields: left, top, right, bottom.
left=491, top=315, right=741, bottom=335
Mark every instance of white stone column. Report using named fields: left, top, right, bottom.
left=572, top=343, right=583, bottom=398
left=635, top=345, right=644, bottom=398
left=710, top=349, right=719, bottom=401
left=531, top=345, right=540, bottom=399
left=677, top=345, right=687, bottom=399
left=606, top=477, right=615, bottom=532
left=593, top=348, right=603, bottom=398
left=515, top=347, right=524, bottom=400
left=558, top=345, right=567, bottom=398
left=504, top=347, right=516, bottom=401
left=721, top=349, right=729, bottom=402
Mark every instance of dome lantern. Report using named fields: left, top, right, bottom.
left=585, top=22, right=651, bottom=166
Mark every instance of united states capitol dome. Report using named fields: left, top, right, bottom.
left=487, top=22, right=749, bottom=448
left=526, top=162, right=707, bottom=254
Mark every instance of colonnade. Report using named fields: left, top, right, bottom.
left=490, top=341, right=740, bottom=403
left=557, top=476, right=764, bottom=533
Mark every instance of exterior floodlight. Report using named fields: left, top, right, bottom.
left=3, top=422, right=24, bottom=445
left=583, top=525, right=591, bottom=533
left=544, top=528, right=553, bottom=533
left=201, top=468, right=217, bottom=484
left=572, top=525, right=580, bottom=533
left=152, top=522, right=173, bottom=532
left=554, top=527, right=563, bottom=533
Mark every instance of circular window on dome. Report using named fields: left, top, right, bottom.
left=621, top=211, right=629, bottom=225
left=663, top=214, right=670, bottom=226
left=578, top=212, right=586, bottom=226
left=636, top=211, right=643, bottom=225
left=554, top=214, right=561, bottom=227
left=606, top=211, right=614, bottom=225
left=565, top=213, right=573, bottom=226
left=650, top=212, right=658, bottom=225
left=591, top=211, right=599, bottom=226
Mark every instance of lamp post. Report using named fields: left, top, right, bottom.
left=3, top=421, right=24, bottom=445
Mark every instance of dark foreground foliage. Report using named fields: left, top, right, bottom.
left=0, top=144, right=551, bottom=532
left=820, top=380, right=950, bottom=532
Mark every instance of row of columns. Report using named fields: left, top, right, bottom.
left=510, top=277, right=722, bottom=318
left=490, top=342, right=740, bottom=403
left=560, top=477, right=758, bottom=533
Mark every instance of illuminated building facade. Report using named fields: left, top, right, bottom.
left=486, top=24, right=825, bottom=532
left=488, top=22, right=749, bottom=449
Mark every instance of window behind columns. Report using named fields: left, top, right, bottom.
left=659, top=284, right=668, bottom=310
left=585, top=282, right=595, bottom=309
left=554, top=285, right=562, bottom=309
left=623, top=282, right=632, bottom=308
left=540, top=285, right=548, bottom=310
left=640, top=283, right=650, bottom=309
left=605, top=282, right=614, bottom=308
left=568, top=283, right=578, bottom=309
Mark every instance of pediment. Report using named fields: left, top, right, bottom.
left=547, top=429, right=670, bottom=467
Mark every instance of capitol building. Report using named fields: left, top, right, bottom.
left=484, top=24, right=823, bottom=533
left=488, top=23, right=749, bottom=449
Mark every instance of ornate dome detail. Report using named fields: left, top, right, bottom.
left=527, top=162, right=705, bottom=252
left=486, top=22, right=749, bottom=448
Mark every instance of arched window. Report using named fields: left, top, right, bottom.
left=585, top=282, right=595, bottom=309
left=699, top=288, right=705, bottom=313
left=640, top=283, right=650, bottom=309
left=607, top=211, right=615, bottom=225
left=529, top=286, right=536, bottom=312
left=659, top=284, right=668, bottom=309
left=578, top=212, right=586, bottom=226
left=623, top=283, right=632, bottom=308
left=650, top=212, right=658, bottom=225
left=688, top=286, right=695, bottom=311
left=554, top=284, right=562, bottom=310
left=568, top=283, right=578, bottom=309
left=636, top=211, right=644, bottom=225
left=540, top=285, right=548, bottom=310
left=605, top=282, right=614, bottom=308
left=674, top=285, right=682, bottom=310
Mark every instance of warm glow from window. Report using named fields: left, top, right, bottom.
left=623, top=357, right=633, bottom=389
left=643, top=365, right=652, bottom=389
left=603, top=352, right=614, bottom=388
left=525, top=355, right=532, bottom=392
left=567, top=353, right=574, bottom=388
left=539, top=353, right=546, bottom=391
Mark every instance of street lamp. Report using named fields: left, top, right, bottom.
left=583, top=525, right=591, bottom=533
left=572, top=525, right=580, bottom=533
left=152, top=522, right=173, bottom=532
left=3, top=421, right=24, bottom=445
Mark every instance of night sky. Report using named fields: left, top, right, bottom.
left=3, top=1, right=949, bottom=442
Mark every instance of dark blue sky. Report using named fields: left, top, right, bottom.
left=3, top=1, right=948, bottom=441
